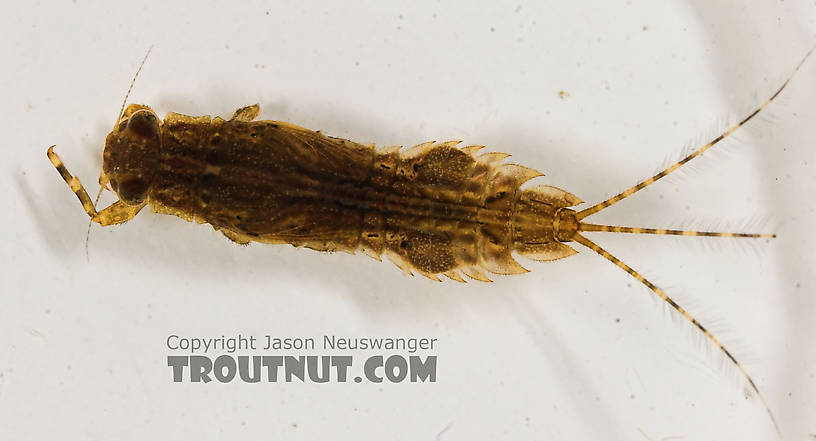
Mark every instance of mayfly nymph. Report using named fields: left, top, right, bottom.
left=47, top=48, right=814, bottom=434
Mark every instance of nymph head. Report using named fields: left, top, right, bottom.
left=102, top=104, right=161, bottom=205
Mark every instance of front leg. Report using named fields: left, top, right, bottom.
left=93, top=200, right=146, bottom=226
left=47, top=146, right=145, bottom=226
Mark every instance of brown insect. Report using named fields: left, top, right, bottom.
left=47, top=48, right=813, bottom=434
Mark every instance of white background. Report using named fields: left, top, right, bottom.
left=1, top=1, right=815, bottom=440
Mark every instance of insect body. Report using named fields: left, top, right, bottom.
left=47, top=48, right=813, bottom=435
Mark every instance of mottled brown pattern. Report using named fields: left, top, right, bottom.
left=110, top=104, right=582, bottom=281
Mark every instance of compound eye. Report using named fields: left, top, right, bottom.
left=115, top=174, right=149, bottom=205
left=127, top=111, right=160, bottom=139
